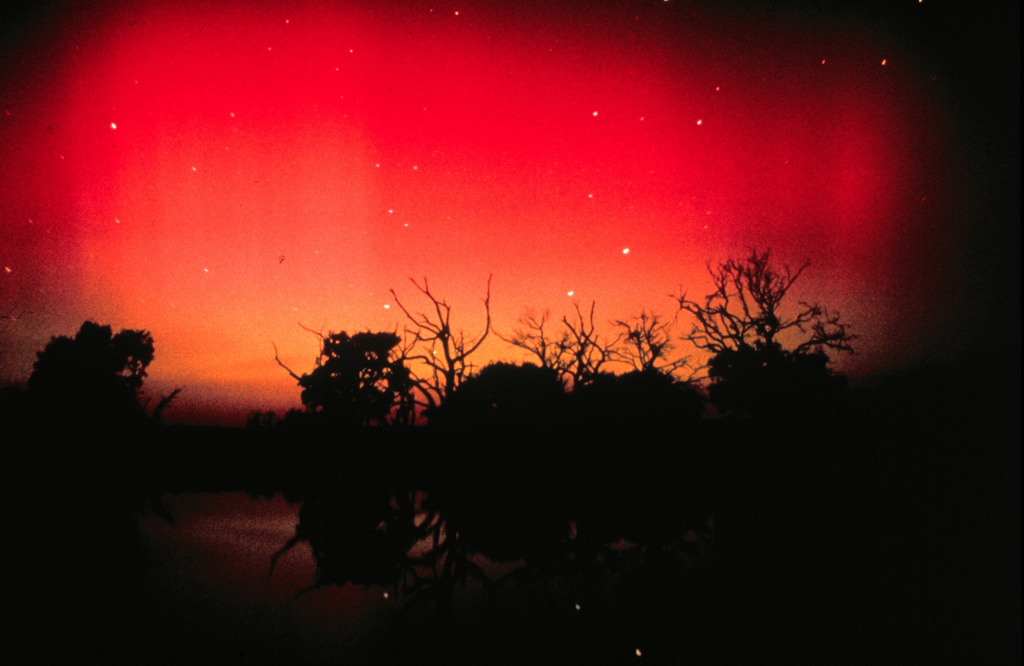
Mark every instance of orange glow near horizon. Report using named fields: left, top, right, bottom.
left=0, top=0, right=975, bottom=423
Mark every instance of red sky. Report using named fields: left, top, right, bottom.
left=1, top=0, right=1018, bottom=424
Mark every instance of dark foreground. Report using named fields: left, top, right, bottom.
left=4, top=369, right=1020, bottom=664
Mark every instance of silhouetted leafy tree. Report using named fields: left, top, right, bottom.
left=675, top=249, right=854, bottom=417
left=435, top=361, right=567, bottom=433
left=569, top=369, right=707, bottom=546
left=275, top=329, right=414, bottom=428
left=27, top=320, right=155, bottom=426
left=9, top=321, right=176, bottom=660
left=245, top=409, right=280, bottom=430
left=706, top=340, right=849, bottom=418
left=391, top=276, right=492, bottom=417
left=432, top=362, right=571, bottom=562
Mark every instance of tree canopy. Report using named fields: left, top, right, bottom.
left=276, top=330, right=414, bottom=428
left=27, top=320, right=155, bottom=424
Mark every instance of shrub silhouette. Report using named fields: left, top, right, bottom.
left=708, top=342, right=849, bottom=419
left=432, top=362, right=571, bottom=562
left=569, top=370, right=707, bottom=546
left=434, top=361, right=567, bottom=433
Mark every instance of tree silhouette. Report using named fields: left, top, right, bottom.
left=612, top=309, right=690, bottom=377
left=675, top=249, right=855, bottom=417
left=495, top=301, right=619, bottom=388
left=433, top=362, right=571, bottom=563
left=275, top=329, right=414, bottom=428
left=390, top=276, right=492, bottom=417
left=435, top=361, right=567, bottom=433
left=27, top=320, right=155, bottom=425
left=569, top=369, right=707, bottom=546
left=10, top=321, right=175, bottom=661
left=676, top=249, right=854, bottom=356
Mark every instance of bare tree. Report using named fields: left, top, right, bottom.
left=612, top=309, right=691, bottom=377
left=559, top=301, right=620, bottom=386
left=390, top=276, right=492, bottom=415
left=675, top=249, right=855, bottom=357
left=495, top=301, right=619, bottom=388
left=495, top=308, right=561, bottom=370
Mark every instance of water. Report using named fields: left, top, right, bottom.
left=138, top=493, right=402, bottom=663
left=134, top=492, right=713, bottom=662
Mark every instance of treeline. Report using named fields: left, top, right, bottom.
left=11, top=249, right=1014, bottom=662
left=0, top=249, right=863, bottom=660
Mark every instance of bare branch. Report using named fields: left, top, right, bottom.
left=151, top=387, right=183, bottom=423
left=0, top=301, right=31, bottom=321
left=675, top=248, right=855, bottom=358
left=272, top=342, right=303, bottom=382
left=612, top=309, right=690, bottom=377
left=495, top=300, right=620, bottom=388
left=390, top=276, right=492, bottom=410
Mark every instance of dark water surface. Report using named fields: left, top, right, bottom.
left=138, top=493, right=405, bottom=663
left=136, top=493, right=534, bottom=664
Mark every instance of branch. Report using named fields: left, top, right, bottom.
left=152, top=387, right=183, bottom=423
left=676, top=249, right=854, bottom=357
left=272, top=342, right=303, bottom=382
left=0, top=301, right=31, bottom=321
left=390, top=276, right=492, bottom=408
left=612, top=309, right=690, bottom=377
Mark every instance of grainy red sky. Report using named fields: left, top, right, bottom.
left=1, top=0, right=1018, bottom=424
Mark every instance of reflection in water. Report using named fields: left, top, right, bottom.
left=135, top=491, right=715, bottom=662
left=138, top=492, right=403, bottom=662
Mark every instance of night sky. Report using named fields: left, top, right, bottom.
left=1, top=0, right=1018, bottom=424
